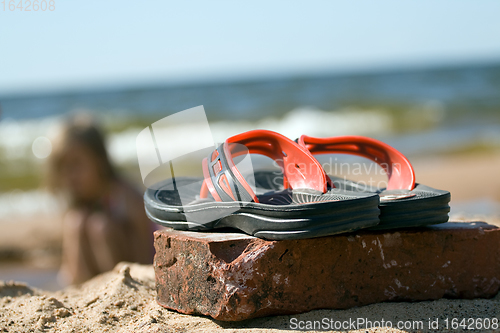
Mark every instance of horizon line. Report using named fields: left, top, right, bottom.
left=1, top=57, right=500, bottom=100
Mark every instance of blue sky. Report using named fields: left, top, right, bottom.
left=1, top=0, right=500, bottom=95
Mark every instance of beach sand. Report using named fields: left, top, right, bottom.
left=0, top=152, right=499, bottom=332
left=0, top=262, right=499, bottom=333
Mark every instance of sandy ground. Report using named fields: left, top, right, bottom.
left=0, top=152, right=499, bottom=332
left=0, top=213, right=62, bottom=267
left=0, top=262, right=498, bottom=333
left=412, top=152, right=500, bottom=205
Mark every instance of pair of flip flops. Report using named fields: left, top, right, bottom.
left=144, top=130, right=450, bottom=240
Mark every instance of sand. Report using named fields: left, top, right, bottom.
left=1, top=152, right=499, bottom=332
left=0, top=262, right=498, bottom=333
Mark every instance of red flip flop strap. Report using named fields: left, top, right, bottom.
left=298, top=135, right=415, bottom=191
left=201, top=130, right=328, bottom=202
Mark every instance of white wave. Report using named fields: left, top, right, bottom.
left=2, top=107, right=499, bottom=172
left=212, top=106, right=393, bottom=140
left=108, top=106, right=393, bottom=166
left=0, top=116, right=61, bottom=162
left=0, top=189, right=61, bottom=220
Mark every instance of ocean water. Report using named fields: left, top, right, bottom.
left=0, top=62, right=499, bottom=199
left=2, top=62, right=500, bottom=122
left=2, top=63, right=500, bottom=287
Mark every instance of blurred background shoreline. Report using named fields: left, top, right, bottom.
left=1, top=60, right=500, bottom=290
left=2, top=61, right=500, bottom=190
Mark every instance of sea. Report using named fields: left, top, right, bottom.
left=1, top=62, right=500, bottom=290
left=0, top=62, right=499, bottom=219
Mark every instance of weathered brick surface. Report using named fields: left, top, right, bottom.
left=154, top=222, right=500, bottom=321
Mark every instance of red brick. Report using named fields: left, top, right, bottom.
left=153, top=222, right=500, bottom=321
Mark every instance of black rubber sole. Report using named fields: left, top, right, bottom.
left=252, top=171, right=451, bottom=230
left=144, top=177, right=381, bottom=240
